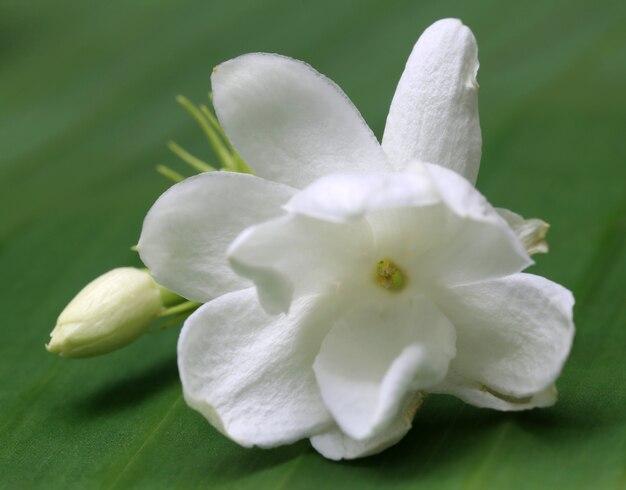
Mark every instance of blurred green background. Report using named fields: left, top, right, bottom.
left=1, top=0, right=625, bottom=488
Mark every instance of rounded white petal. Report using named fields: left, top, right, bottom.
left=287, top=167, right=531, bottom=287
left=138, top=172, right=295, bottom=302
left=285, top=168, right=439, bottom=223
left=313, top=294, right=455, bottom=440
left=414, top=164, right=532, bottom=286
left=178, top=288, right=334, bottom=448
left=430, top=370, right=558, bottom=411
left=433, top=273, right=574, bottom=400
left=212, top=53, right=389, bottom=188
left=228, top=213, right=372, bottom=314
left=310, top=392, right=424, bottom=460
left=382, top=19, right=482, bottom=184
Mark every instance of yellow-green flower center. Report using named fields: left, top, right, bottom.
left=374, top=259, right=407, bottom=292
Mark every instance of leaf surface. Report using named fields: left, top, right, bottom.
left=1, top=1, right=625, bottom=488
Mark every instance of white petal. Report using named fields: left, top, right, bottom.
left=178, top=288, right=333, bottom=448
left=497, top=208, right=550, bottom=255
left=310, top=392, right=424, bottom=460
left=212, top=53, right=389, bottom=189
left=415, top=164, right=532, bottom=286
left=228, top=213, right=372, bottom=314
left=287, top=166, right=531, bottom=287
left=137, top=172, right=294, bottom=302
left=431, top=370, right=558, bottom=411
left=382, top=19, right=481, bottom=184
left=433, top=273, right=574, bottom=401
left=313, top=294, right=455, bottom=440
left=285, top=168, right=439, bottom=223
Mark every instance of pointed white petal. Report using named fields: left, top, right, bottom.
left=178, top=288, right=333, bottom=448
left=313, top=295, right=455, bottom=440
left=212, top=53, right=388, bottom=188
left=310, top=393, right=424, bottom=460
left=431, top=370, right=558, bottom=411
left=433, top=273, right=574, bottom=401
left=137, top=172, right=294, bottom=302
left=497, top=208, right=550, bottom=255
left=228, top=213, right=372, bottom=314
left=382, top=19, right=481, bottom=183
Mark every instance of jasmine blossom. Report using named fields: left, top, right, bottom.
left=138, top=18, right=574, bottom=460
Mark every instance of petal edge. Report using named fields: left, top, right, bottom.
left=178, top=288, right=333, bottom=448
left=382, top=19, right=481, bottom=183
left=213, top=53, right=389, bottom=188
left=138, top=171, right=294, bottom=302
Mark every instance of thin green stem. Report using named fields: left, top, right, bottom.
left=167, top=141, right=216, bottom=173
left=158, top=300, right=201, bottom=318
left=153, top=311, right=194, bottom=331
left=156, top=164, right=185, bottom=183
left=176, top=95, right=237, bottom=170
left=199, top=105, right=253, bottom=174
left=199, top=104, right=230, bottom=147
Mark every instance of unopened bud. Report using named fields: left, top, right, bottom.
left=497, top=208, right=549, bottom=255
left=47, top=267, right=165, bottom=358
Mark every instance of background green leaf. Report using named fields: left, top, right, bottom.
left=1, top=0, right=625, bottom=488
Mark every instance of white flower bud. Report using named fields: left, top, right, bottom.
left=496, top=208, right=550, bottom=255
left=47, top=267, right=164, bottom=358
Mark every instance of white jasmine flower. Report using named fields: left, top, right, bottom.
left=138, top=19, right=574, bottom=460
left=47, top=268, right=163, bottom=358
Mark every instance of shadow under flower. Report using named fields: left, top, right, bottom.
left=344, top=393, right=607, bottom=479
left=204, top=439, right=313, bottom=485
left=68, top=354, right=607, bottom=485
left=202, top=389, right=607, bottom=487
left=76, top=356, right=180, bottom=415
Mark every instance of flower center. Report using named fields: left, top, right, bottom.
left=374, top=259, right=407, bottom=292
